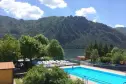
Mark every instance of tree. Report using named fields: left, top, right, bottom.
left=72, top=79, right=85, bottom=84
left=85, top=47, right=91, bottom=59
left=85, top=43, right=93, bottom=59
left=45, top=67, right=70, bottom=84
left=23, top=65, right=47, bottom=84
left=34, top=34, right=49, bottom=45
left=46, top=39, right=64, bottom=60
left=98, top=42, right=104, bottom=57
left=111, top=51, right=124, bottom=64
left=23, top=65, right=75, bottom=84
left=103, top=44, right=109, bottom=55
left=100, top=57, right=111, bottom=63
left=90, top=49, right=99, bottom=63
left=109, top=44, right=114, bottom=52
left=111, top=47, right=124, bottom=64
left=93, top=40, right=98, bottom=49
left=0, top=34, right=20, bottom=62
left=20, top=35, right=41, bottom=64
left=111, top=47, right=120, bottom=54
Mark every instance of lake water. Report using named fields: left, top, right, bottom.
left=64, top=49, right=84, bottom=60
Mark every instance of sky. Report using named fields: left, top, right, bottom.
left=0, top=0, right=126, bottom=28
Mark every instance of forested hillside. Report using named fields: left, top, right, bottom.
left=0, top=15, right=126, bottom=48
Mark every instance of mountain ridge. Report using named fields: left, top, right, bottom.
left=0, top=15, right=126, bottom=48
left=115, top=27, right=126, bottom=35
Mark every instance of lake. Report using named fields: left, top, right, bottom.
left=64, top=49, right=84, bottom=60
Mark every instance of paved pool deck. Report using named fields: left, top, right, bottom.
left=61, top=65, right=126, bottom=84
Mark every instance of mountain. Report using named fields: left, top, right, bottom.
left=115, top=27, right=126, bottom=35
left=0, top=15, right=126, bottom=48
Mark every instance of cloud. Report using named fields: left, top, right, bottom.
left=92, top=17, right=97, bottom=22
left=93, top=19, right=97, bottom=22
left=39, top=0, right=67, bottom=9
left=75, top=7, right=96, bottom=16
left=0, top=0, right=44, bottom=19
left=115, top=24, right=124, bottom=28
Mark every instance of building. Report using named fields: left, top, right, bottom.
left=0, top=62, right=15, bottom=84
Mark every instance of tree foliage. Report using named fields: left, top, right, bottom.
left=34, top=34, right=49, bottom=45
left=19, top=35, right=41, bottom=63
left=23, top=65, right=83, bottom=84
left=0, top=34, right=20, bottom=62
left=0, top=34, right=64, bottom=62
left=91, top=49, right=99, bottom=63
left=46, top=39, right=64, bottom=60
left=23, top=65, right=47, bottom=84
left=85, top=42, right=126, bottom=64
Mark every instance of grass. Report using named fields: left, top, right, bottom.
left=15, top=78, right=22, bottom=84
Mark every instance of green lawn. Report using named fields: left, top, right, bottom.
left=15, top=78, right=22, bottom=84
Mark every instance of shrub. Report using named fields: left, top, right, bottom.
left=23, top=65, right=74, bottom=84
left=72, top=79, right=85, bottom=84
left=45, top=67, right=69, bottom=84
left=100, top=57, right=111, bottom=63
left=111, top=52, right=124, bottom=64
left=23, top=65, right=47, bottom=84
left=43, top=56, right=52, bottom=61
left=106, top=53, right=112, bottom=57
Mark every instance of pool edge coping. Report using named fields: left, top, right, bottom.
left=61, top=65, right=126, bottom=76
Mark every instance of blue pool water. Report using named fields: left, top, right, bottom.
left=63, top=67, right=126, bottom=84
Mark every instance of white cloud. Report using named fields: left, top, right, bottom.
left=39, top=0, right=67, bottom=9
left=0, top=0, right=44, bottom=19
left=75, top=7, right=96, bottom=16
left=115, top=24, right=124, bottom=28
left=93, top=19, right=97, bottom=22
left=92, top=17, right=97, bottom=22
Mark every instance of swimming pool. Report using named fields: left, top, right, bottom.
left=63, top=66, right=126, bottom=84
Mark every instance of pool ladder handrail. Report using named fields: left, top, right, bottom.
left=74, top=72, right=111, bottom=84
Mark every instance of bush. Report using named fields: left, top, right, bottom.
left=100, top=57, right=111, bottom=63
left=112, top=52, right=124, bottom=64
left=23, top=65, right=47, bottom=84
left=23, top=65, right=74, bottom=84
left=43, top=56, right=52, bottom=61
left=72, top=79, right=85, bottom=84
left=106, top=53, right=112, bottom=57
left=45, top=67, right=69, bottom=84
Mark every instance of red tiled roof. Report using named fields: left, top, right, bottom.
left=0, top=62, right=15, bottom=69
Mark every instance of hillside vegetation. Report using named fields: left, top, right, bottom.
left=0, top=15, right=126, bottom=48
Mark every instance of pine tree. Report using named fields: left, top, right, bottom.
left=98, top=42, right=104, bottom=57
left=91, top=49, right=99, bottom=63
left=109, top=44, right=114, bottom=52
left=85, top=46, right=91, bottom=59
left=104, top=44, right=109, bottom=55
left=93, top=40, right=98, bottom=49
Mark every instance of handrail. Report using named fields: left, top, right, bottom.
left=73, top=72, right=111, bottom=84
